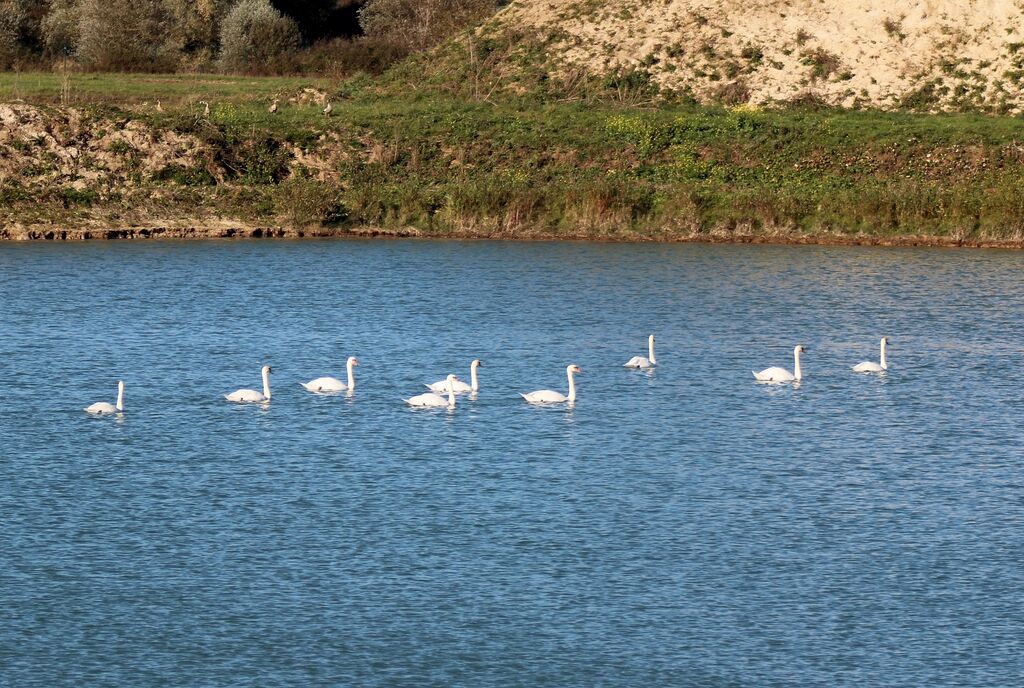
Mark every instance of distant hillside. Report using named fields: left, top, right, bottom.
left=486, top=0, right=1024, bottom=112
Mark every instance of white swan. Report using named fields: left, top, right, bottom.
left=85, top=380, right=124, bottom=415
left=624, top=334, right=657, bottom=368
left=405, top=374, right=459, bottom=408
left=302, top=356, right=358, bottom=393
left=753, top=346, right=805, bottom=383
left=853, top=337, right=889, bottom=373
left=226, top=365, right=272, bottom=403
left=522, top=364, right=582, bottom=404
left=427, top=359, right=481, bottom=394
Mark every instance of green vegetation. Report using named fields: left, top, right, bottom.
left=0, top=0, right=498, bottom=76
left=4, top=71, right=1024, bottom=242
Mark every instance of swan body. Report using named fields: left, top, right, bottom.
left=428, top=359, right=481, bottom=394
left=226, top=365, right=272, bottom=403
left=406, top=375, right=458, bottom=408
left=753, top=346, right=805, bottom=383
left=302, top=356, right=358, bottom=393
left=85, top=380, right=124, bottom=415
left=853, top=337, right=889, bottom=373
left=522, top=364, right=582, bottom=404
left=624, top=334, right=657, bottom=368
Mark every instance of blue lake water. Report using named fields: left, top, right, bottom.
left=1, top=239, right=1023, bottom=686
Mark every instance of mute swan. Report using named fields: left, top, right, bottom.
left=753, top=346, right=805, bottom=383
left=427, top=359, right=481, bottom=394
left=302, top=356, right=358, bottom=393
left=522, top=364, right=582, bottom=404
left=624, top=334, right=657, bottom=368
left=405, top=375, right=458, bottom=408
left=85, top=380, right=124, bottom=415
left=226, top=365, right=272, bottom=403
left=853, top=337, right=889, bottom=373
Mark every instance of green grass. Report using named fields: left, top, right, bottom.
left=0, top=71, right=333, bottom=106
left=4, top=71, right=1024, bottom=241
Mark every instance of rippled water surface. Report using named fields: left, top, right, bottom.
left=2, top=240, right=1023, bottom=686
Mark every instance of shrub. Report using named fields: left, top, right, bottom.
left=898, top=79, right=946, bottom=111
left=275, top=177, right=347, bottom=226
left=288, top=36, right=411, bottom=77
left=0, top=0, right=26, bottom=68
left=786, top=91, right=830, bottom=110
left=219, top=0, right=301, bottom=74
left=883, top=17, right=905, bottom=41
left=359, top=0, right=497, bottom=52
left=604, top=66, right=659, bottom=104
left=40, top=0, right=79, bottom=58
left=740, top=44, right=764, bottom=65
left=800, top=47, right=841, bottom=80
left=713, top=80, right=751, bottom=105
left=76, top=0, right=180, bottom=71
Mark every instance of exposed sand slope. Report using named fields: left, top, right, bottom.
left=496, top=0, right=1024, bottom=110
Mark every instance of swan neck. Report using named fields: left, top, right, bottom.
left=347, top=360, right=356, bottom=389
left=447, top=381, right=456, bottom=407
left=880, top=340, right=888, bottom=369
left=116, top=385, right=124, bottom=411
left=470, top=364, right=479, bottom=391
left=262, top=369, right=271, bottom=399
left=567, top=369, right=576, bottom=402
left=794, top=350, right=802, bottom=381
left=649, top=337, right=656, bottom=364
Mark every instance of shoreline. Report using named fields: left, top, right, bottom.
left=3, top=222, right=1024, bottom=249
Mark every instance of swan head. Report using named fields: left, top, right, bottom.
left=446, top=374, right=460, bottom=383
left=262, top=365, right=273, bottom=375
left=567, top=364, right=582, bottom=375
left=649, top=334, right=655, bottom=343
left=794, top=345, right=806, bottom=354
left=348, top=356, right=359, bottom=367
left=471, top=359, right=482, bottom=368
left=881, top=337, right=889, bottom=346
left=117, top=380, right=124, bottom=391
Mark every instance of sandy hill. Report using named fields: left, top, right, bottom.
left=489, top=0, right=1024, bottom=111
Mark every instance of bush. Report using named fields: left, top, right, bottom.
left=40, top=0, right=78, bottom=58
left=286, top=36, right=411, bottom=77
left=77, top=0, right=179, bottom=71
left=219, top=0, right=301, bottom=74
left=800, top=47, right=841, bottom=80
left=713, top=80, right=751, bottom=105
left=275, top=177, right=347, bottom=226
left=359, top=0, right=497, bottom=52
left=0, top=0, right=26, bottom=68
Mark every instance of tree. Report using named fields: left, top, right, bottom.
left=162, top=0, right=235, bottom=66
left=40, top=0, right=79, bottom=58
left=358, top=0, right=496, bottom=52
left=76, top=0, right=179, bottom=71
left=219, top=0, right=301, bottom=73
left=0, top=0, right=27, bottom=67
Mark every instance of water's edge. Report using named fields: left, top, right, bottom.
left=3, top=222, right=1023, bottom=249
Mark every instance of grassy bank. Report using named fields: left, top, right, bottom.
left=3, top=72, right=1024, bottom=243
